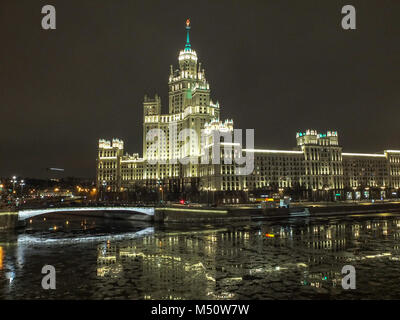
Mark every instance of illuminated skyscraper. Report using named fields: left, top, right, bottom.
left=98, top=20, right=230, bottom=192
left=97, top=20, right=400, bottom=201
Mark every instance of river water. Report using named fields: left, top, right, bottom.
left=1, top=212, right=400, bottom=299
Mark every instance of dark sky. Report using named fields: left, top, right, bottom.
left=1, top=0, right=399, bottom=179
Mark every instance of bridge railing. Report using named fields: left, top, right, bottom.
left=16, top=201, right=156, bottom=211
left=18, top=205, right=155, bottom=221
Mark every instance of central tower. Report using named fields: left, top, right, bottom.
left=142, top=19, right=224, bottom=177
left=168, top=19, right=212, bottom=115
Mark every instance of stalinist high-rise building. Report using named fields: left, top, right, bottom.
left=97, top=20, right=400, bottom=202
left=97, top=19, right=233, bottom=194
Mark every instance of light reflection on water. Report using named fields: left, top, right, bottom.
left=1, top=213, right=400, bottom=299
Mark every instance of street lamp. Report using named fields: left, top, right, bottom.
left=11, top=176, right=17, bottom=194
left=157, top=179, right=163, bottom=204
left=312, top=188, right=317, bottom=202
left=159, top=186, right=164, bottom=203
left=244, top=187, right=248, bottom=203
left=101, top=180, right=107, bottom=201
left=207, top=174, right=211, bottom=207
left=380, top=186, right=386, bottom=201
left=324, top=186, right=330, bottom=202
left=352, top=186, right=357, bottom=202
left=20, top=180, right=26, bottom=196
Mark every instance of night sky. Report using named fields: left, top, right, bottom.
left=1, top=0, right=399, bottom=179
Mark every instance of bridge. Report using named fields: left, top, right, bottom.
left=18, top=206, right=155, bottom=221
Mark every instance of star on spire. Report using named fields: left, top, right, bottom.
left=185, top=18, right=191, bottom=51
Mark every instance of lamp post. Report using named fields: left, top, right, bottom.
left=11, top=176, right=18, bottom=204
left=0, top=183, right=4, bottom=202
left=244, top=187, right=248, bottom=203
left=206, top=173, right=211, bottom=207
left=380, top=186, right=386, bottom=201
left=279, top=187, right=284, bottom=200
left=101, top=180, right=106, bottom=202
left=157, top=179, right=163, bottom=204
left=11, top=176, right=17, bottom=193
left=323, top=185, right=330, bottom=202
left=20, top=180, right=25, bottom=195
left=365, top=187, right=370, bottom=201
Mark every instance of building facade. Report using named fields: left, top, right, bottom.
left=198, top=129, right=400, bottom=201
left=96, top=21, right=400, bottom=201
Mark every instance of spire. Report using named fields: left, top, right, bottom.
left=185, top=18, right=191, bottom=51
